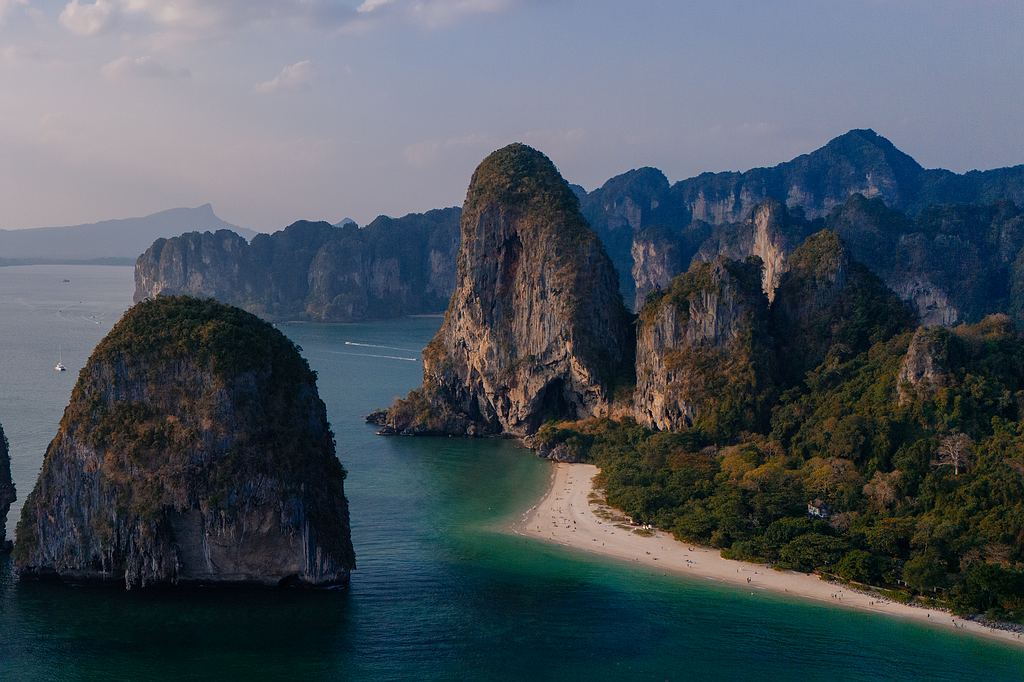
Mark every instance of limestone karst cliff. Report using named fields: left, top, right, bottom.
left=1, top=422, right=14, bottom=548
left=15, top=297, right=355, bottom=588
left=579, top=167, right=685, bottom=305
left=650, top=194, right=1024, bottom=327
left=828, top=195, right=1024, bottom=326
left=628, top=217, right=715, bottom=310
left=674, top=129, right=927, bottom=225
left=897, top=314, right=1019, bottom=406
left=771, top=230, right=915, bottom=384
left=134, top=208, right=460, bottom=322
left=633, top=257, right=774, bottom=436
left=897, top=326, right=955, bottom=405
left=585, top=129, right=1024, bottom=311
left=691, top=200, right=813, bottom=302
left=379, top=144, right=634, bottom=437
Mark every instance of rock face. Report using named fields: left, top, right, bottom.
left=630, top=225, right=691, bottom=310
left=897, top=326, right=955, bottom=405
left=771, top=230, right=915, bottom=384
left=580, top=167, right=684, bottom=305
left=134, top=208, right=461, bottom=322
left=134, top=229, right=252, bottom=307
left=897, top=314, right=1018, bottom=406
left=828, top=196, right=1024, bottom=326
left=0, top=423, right=14, bottom=547
left=692, top=200, right=813, bottom=301
left=381, top=144, right=634, bottom=437
left=582, top=129, right=1024, bottom=311
left=15, top=297, right=355, bottom=588
left=683, top=195, right=1024, bottom=327
left=633, top=257, right=773, bottom=435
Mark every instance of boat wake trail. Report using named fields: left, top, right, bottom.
left=344, top=341, right=421, bottom=353
left=327, top=350, right=419, bottom=363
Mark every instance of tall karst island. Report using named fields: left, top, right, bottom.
left=375, top=144, right=635, bottom=437
left=15, top=297, right=355, bottom=588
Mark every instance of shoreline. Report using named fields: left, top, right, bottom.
left=509, top=462, right=1024, bottom=649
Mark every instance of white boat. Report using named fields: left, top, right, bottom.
left=55, top=347, right=66, bottom=372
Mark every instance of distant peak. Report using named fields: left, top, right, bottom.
left=846, top=127, right=879, bottom=138
left=815, top=128, right=923, bottom=174
left=826, top=128, right=885, bottom=146
left=334, top=217, right=356, bottom=228
left=598, top=167, right=670, bottom=194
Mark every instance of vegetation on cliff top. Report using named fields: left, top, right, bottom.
left=639, top=256, right=764, bottom=324
left=772, top=229, right=916, bottom=385
left=465, top=143, right=589, bottom=238
left=94, top=295, right=312, bottom=379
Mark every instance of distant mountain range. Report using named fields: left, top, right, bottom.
left=134, top=209, right=460, bottom=321
left=134, top=129, right=1024, bottom=325
left=0, top=204, right=254, bottom=265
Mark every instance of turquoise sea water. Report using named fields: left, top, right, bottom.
left=0, top=265, right=1022, bottom=681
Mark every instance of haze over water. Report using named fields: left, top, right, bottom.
left=0, top=265, right=1021, bottom=680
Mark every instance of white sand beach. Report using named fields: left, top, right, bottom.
left=511, top=462, right=1024, bottom=648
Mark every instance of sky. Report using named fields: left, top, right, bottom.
left=0, top=0, right=1022, bottom=232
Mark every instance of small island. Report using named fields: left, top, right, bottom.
left=15, top=296, right=355, bottom=588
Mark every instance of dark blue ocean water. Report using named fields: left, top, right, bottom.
left=0, top=265, right=1022, bottom=681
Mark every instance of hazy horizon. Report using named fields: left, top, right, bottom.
left=1, top=0, right=1022, bottom=232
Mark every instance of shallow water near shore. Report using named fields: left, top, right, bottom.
left=1, top=265, right=1023, bottom=680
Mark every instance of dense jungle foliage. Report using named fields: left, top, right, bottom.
left=537, top=314, right=1024, bottom=622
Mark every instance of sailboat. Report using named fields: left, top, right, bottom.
left=54, top=347, right=66, bottom=372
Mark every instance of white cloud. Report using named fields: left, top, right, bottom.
left=58, top=0, right=359, bottom=37
left=119, top=0, right=225, bottom=31
left=57, top=0, right=525, bottom=39
left=254, top=60, right=312, bottom=94
left=102, top=55, right=190, bottom=80
left=408, top=0, right=516, bottom=27
left=357, top=0, right=395, bottom=13
left=358, top=0, right=519, bottom=26
left=59, top=0, right=115, bottom=36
